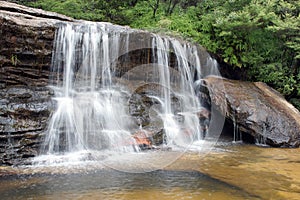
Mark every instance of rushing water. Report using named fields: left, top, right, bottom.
left=43, top=23, right=138, bottom=155
left=36, top=22, right=222, bottom=168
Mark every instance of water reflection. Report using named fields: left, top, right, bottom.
left=0, top=169, right=256, bottom=200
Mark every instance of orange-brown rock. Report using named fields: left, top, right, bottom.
left=133, top=130, right=153, bottom=150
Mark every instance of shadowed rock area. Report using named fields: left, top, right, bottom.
left=203, top=76, right=300, bottom=147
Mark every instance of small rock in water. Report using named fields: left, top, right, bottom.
left=133, top=130, right=153, bottom=150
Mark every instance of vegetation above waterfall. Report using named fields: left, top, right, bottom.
left=12, top=0, right=300, bottom=109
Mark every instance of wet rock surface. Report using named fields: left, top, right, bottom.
left=0, top=86, right=53, bottom=165
left=204, top=77, right=300, bottom=147
left=0, top=1, right=71, bottom=165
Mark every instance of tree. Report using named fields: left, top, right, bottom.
left=164, top=0, right=180, bottom=16
left=148, top=0, right=160, bottom=18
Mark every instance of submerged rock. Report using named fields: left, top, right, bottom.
left=132, top=129, right=153, bottom=150
left=203, top=76, right=300, bottom=147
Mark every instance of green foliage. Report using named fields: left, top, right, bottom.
left=26, top=0, right=104, bottom=21
left=192, top=0, right=299, bottom=107
left=11, top=54, right=19, bottom=66
left=25, top=0, right=133, bottom=23
left=290, top=98, right=300, bottom=111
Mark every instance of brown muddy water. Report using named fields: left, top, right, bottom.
left=0, top=143, right=300, bottom=200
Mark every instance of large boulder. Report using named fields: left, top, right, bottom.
left=203, top=76, right=300, bottom=147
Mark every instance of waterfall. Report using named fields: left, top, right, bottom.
left=151, top=36, right=202, bottom=147
left=38, top=22, right=221, bottom=163
left=42, top=23, right=137, bottom=155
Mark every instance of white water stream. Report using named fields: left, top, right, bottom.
left=34, top=22, right=222, bottom=170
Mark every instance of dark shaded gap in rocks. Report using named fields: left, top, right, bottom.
left=220, top=118, right=256, bottom=144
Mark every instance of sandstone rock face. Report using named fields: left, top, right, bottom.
left=204, top=76, right=300, bottom=147
left=0, top=1, right=73, bottom=165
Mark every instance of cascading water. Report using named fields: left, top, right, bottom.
left=151, top=36, right=202, bottom=147
left=41, top=23, right=138, bottom=156
left=35, top=21, right=221, bottom=167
